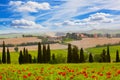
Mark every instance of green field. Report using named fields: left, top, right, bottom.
left=0, top=45, right=120, bottom=63
left=0, top=49, right=67, bottom=64
left=0, top=63, right=120, bottom=80
left=86, top=45, right=120, bottom=61
left=0, top=45, right=120, bottom=79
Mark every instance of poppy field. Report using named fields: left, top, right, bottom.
left=0, top=63, right=120, bottom=80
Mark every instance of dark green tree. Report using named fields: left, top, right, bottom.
left=23, top=47, right=26, bottom=54
left=2, top=41, right=6, bottom=64
left=19, top=50, right=23, bottom=64
left=116, top=50, right=119, bottom=62
left=89, top=53, right=94, bottom=63
left=33, top=56, right=37, bottom=63
left=52, top=54, right=55, bottom=61
left=0, top=57, right=2, bottom=64
left=106, top=45, right=111, bottom=62
left=7, top=48, right=11, bottom=64
left=79, top=48, right=85, bottom=63
left=28, top=54, right=32, bottom=63
left=72, top=46, right=79, bottom=63
left=46, top=44, right=51, bottom=63
left=67, top=44, right=72, bottom=63
left=43, top=44, right=47, bottom=63
left=23, top=47, right=26, bottom=64
left=101, top=49, right=106, bottom=62
left=25, top=49, right=29, bottom=63
left=37, top=42, right=42, bottom=63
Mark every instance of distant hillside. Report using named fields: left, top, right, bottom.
left=85, top=29, right=120, bottom=34
left=0, top=33, right=23, bottom=38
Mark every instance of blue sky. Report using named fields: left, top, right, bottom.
left=0, top=0, right=120, bottom=34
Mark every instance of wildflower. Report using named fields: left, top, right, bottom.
left=0, top=76, right=2, bottom=80
left=106, top=72, right=111, bottom=75
left=91, top=75, right=96, bottom=78
left=106, top=75, right=111, bottom=79
left=117, top=70, right=120, bottom=74
left=99, top=73, right=103, bottom=76
left=62, top=72, right=66, bottom=76
left=23, top=75, right=27, bottom=79
left=28, top=73, right=32, bottom=77
left=70, top=75, right=74, bottom=79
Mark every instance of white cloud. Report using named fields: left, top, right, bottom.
left=8, top=0, right=120, bottom=31
left=52, top=13, right=115, bottom=30
left=44, top=0, right=120, bottom=24
left=84, top=13, right=113, bottom=23
left=9, top=1, right=22, bottom=6
left=11, top=19, right=44, bottom=29
left=9, top=1, right=50, bottom=12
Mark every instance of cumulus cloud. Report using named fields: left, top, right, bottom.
left=52, top=13, right=114, bottom=30
left=84, top=13, right=113, bottom=23
left=44, top=0, right=120, bottom=24
left=9, top=1, right=23, bottom=6
left=9, top=1, right=50, bottom=12
left=11, top=19, right=43, bottom=29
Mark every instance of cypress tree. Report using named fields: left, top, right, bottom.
left=33, top=56, right=37, bottom=63
left=37, top=42, right=42, bottom=63
left=52, top=54, right=55, bottom=61
left=101, top=49, right=106, bottom=62
left=43, top=44, right=47, bottom=63
left=23, top=47, right=26, bottom=63
left=25, top=49, right=29, bottom=63
left=19, top=50, right=23, bottom=64
left=23, top=47, right=26, bottom=55
left=72, top=46, right=79, bottom=63
left=116, top=50, right=119, bottom=62
left=46, top=44, right=51, bottom=63
left=0, top=57, right=2, bottom=64
left=28, top=54, right=32, bottom=63
left=89, top=53, right=94, bottom=63
left=106, top=45, right=111, bottom=62
left=67, top=44, right=72, bottom=63
left=7, top=48, right=11, bottom=64
left=79, top=48, right=85, bottom=63
left=2, top=41, right=6, bottom=64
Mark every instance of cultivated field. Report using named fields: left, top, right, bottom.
left=0, top=37, right=120, bottom=52
left=0, top=43, right=67, bottom=52
left=0, top=37, right=42, bottom=45
left=68, top=38, right=120, bottom=49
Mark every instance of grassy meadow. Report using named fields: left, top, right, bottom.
left=86, top=45, right=120, bottom=61
left=0, top=63, right=120, bottom=80
left=0, top=49, right=67, bottom=64
left=0, top=45, right=120, bottom=63
left=0, top=45, right=120, bottom=80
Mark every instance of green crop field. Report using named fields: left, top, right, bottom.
left=0, top=49, right=67, bottom=64
left=0, top=63, right=120, bottom=80
left=86, top=45, right=120, bottom=61
left=0, top=45, right=120, bottom=63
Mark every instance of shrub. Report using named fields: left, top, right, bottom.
left=14, top=46, right=19, bottom=52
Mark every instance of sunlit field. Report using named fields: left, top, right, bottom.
left=0, top=45, right=120, bottom=80
left=87, top=45, right=120, bottom=61
left=0, top=63, right=120, bottom=80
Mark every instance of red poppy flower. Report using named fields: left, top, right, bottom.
left=23, top=75, right=27, bottom=79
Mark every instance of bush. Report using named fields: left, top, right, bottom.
left=50, top=54, right=66, bottom=64
left=94, top=54, right=101, bottom=62
left=14, top=46, right=19, bottom=52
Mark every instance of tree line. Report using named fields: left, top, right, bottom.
left=67, top=44, right=113, bottom=63
left=0, top=41, right=120, bottom=64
